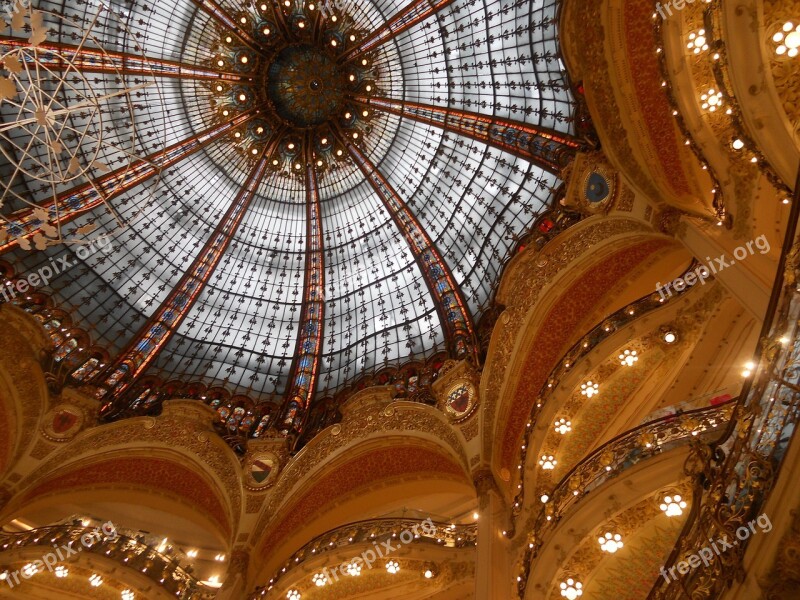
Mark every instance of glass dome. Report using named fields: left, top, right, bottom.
left=0, top=0, right=579, bottom=434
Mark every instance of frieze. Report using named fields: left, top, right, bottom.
left=255, top=401, right=468, bottom=535
left=481, top=218, right=653, bottom=458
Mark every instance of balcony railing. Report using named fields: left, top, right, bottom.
left=0, top=525, right=214, bottom=599
left=250, top=517, right=477, bottom=597
left=516, top=400, right=735, bottom=597
left=647, top=171, right=800, bottom=598
left=509, top=259, right=708, bottom=533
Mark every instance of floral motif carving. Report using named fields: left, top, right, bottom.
left=10, top=402, right=242, bottom=534
left=460, top=416, right=479, bottom=442
left=481, top=218, right=654, bottom=459
left=0, top=305, right=51, bottom=474
left=29, top=438, right=56, bottom=460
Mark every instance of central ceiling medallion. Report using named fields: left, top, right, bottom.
left=206, top=0, right=380, bottom=176
left=266, top=44, right=345, bottom=127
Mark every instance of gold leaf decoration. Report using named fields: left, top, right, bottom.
left=3, top=55, right=22, bottom=75
left=32, top=232, right=48, bottom=251
left=0, top=77, right=16, bottom=102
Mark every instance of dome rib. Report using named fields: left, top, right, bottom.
left=95, top=141, right=278, bottom=408
left=0, top=0, right=578, bottom=433
left=0, top=36, right=245, bottom=82
left=0, top=108, right=258, bottom=252
left=338, top=0, right=456, bottom=61
left=355, top=97, right=585, bottom=173
left=189, top=0, right=262, bottom=52
left=280, top=137, right=326, bottom=435
left=343, top=135, right=477, bottom=363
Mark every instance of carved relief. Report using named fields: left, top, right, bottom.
left=0, top=306, right=51, bottom=473
left=13, top=401, right=242, bottom=532
left=764, top=0, right=800, bottom=128
left=29, top=438, right=57, bottom=460
left=41, top=403, right=85, bottom=442
left=481, top=218, right=653, bottom=458
left=760, top=508, right=800, bottom=598
left=562, top=152, right=619, bottom=215
left=256, top=401, right=469, bottom=535
left=616, top=184, right=635, bottom=213
left=561, top=1, right=662, bottom=202
left=460, top=416, right=479, bottom=442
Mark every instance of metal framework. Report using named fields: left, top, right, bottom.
left=280, top=138, right=326, bottom=433
left=1, top=0, right=578, bottom=429
left=342, top=136, right=477, bottom=360
left=0, top=36, right=246, bottom=81
left=353, top=96, right=584, bottom=171
left=339, top=0, right=456, bottom=61
left=95, top=144, right=275, bottom=397
left=189, top=0, right=261, bottom=52
left=0, top=111, right=256, bottom=252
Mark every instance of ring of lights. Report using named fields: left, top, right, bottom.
left=197, top=0, right=398, bottom=179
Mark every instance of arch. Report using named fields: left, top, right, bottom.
left=0, top=305, right=51, bottom=478
left=560, top=0, right=715, bottom=214
left=482, top=216, right=688, bottom=479
left=251, top=415, right=474, bottom=583
left=722, top=0, right=799, bottom=185
left=5, top=453, right=232, bottom=546
left=523, top=447, right=691, bottom=599
left=253, top=443, right=472, bottom=582
left=261, top=399, right=470, bottom=516
left=496, top=237, right=681, bottom=468
left=1, top=402, right=244, bottom=546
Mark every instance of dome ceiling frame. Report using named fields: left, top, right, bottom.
left=0, top=0, right=584, bottom=441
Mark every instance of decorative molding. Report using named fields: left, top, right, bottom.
left=616, top=184, right=636, bottom=213
left=29, top=438, right=57, bottom=460
left=264, top=400, right=468, bottom=516
left=480, top=217, right=661, bottom=465
left=7, top=401, right=242, bottom=538
left=0, top=305, right=51, bottom=475
left=460, top=415, right=479, bottom=442
left=246, top=494, right=267, bottom=515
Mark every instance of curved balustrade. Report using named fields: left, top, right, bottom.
left=251, top=517, right=477, bottom=597
left=509, top=259, right=707, bottom=532
left=0, top=525, right=214, bottom=599
left=701, top=0, right=795, bottom=194
left=648, top=171, right=800, bottom=599
left=516, top=400, right=735, bottom=598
